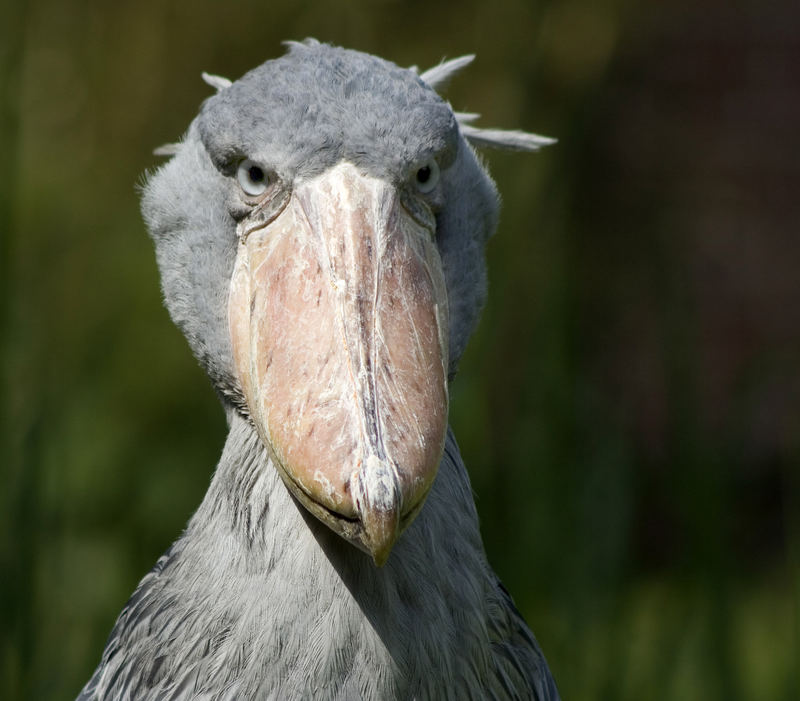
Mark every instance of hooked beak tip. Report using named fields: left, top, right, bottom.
left=352, top=458, right=403, bottom=566
left=371, top=547, right=392, bottom=568
left=363, top=516, right=400, bottom=567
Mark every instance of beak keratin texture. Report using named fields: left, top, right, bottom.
left=229, top=162, right=449, bottom=564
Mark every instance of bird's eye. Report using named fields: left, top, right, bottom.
left=237, top=159, right=269, bottom=197
left=414, top=159, right=440, bottom=194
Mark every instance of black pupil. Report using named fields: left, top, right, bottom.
left=417, top=166, right=431, bottom=183
left=248, top=166, right=264, bottom=183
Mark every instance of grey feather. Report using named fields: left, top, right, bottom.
left=460, top=125, right=557, bottom=152
left=201, top=71, right=232, bottom=91
left=152, top=143, right=181, bottom=157
left=455, top=111, right=482, bottom=124
left=420, top=57, right=556, bottom=152
left=420, top=54, right=475, bottom=89
left=79, top=41, right=559, bottom=700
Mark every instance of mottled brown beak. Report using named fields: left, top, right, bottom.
left=229, top=162, right=449, bottom=564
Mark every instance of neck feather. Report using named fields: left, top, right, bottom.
left=172, top=412, right=496, bottom=696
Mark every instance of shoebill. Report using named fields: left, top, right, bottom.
left=79, top=40, right=559, bottom=700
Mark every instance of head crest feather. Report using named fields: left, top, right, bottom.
left=419, top=54, right=475, bottom=89
left=420, top=55, right=556, bottom=152
left=201, top=72, right=231, bottom=92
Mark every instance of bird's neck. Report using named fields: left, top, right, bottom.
left=172, top=410, right=496, bottom=695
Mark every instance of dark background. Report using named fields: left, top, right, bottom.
left=2, top=0, right=798, bottom=698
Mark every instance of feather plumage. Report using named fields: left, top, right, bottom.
left=419, top=54, right=476, bottom=89
left=459, top=125, right=557, bottom=152
left=201, top=71, right=232, bottom=91
left=80, top=420, right=556, bottom=700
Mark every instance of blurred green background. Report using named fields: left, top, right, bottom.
left=2, top=0, right=798, bottom=698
